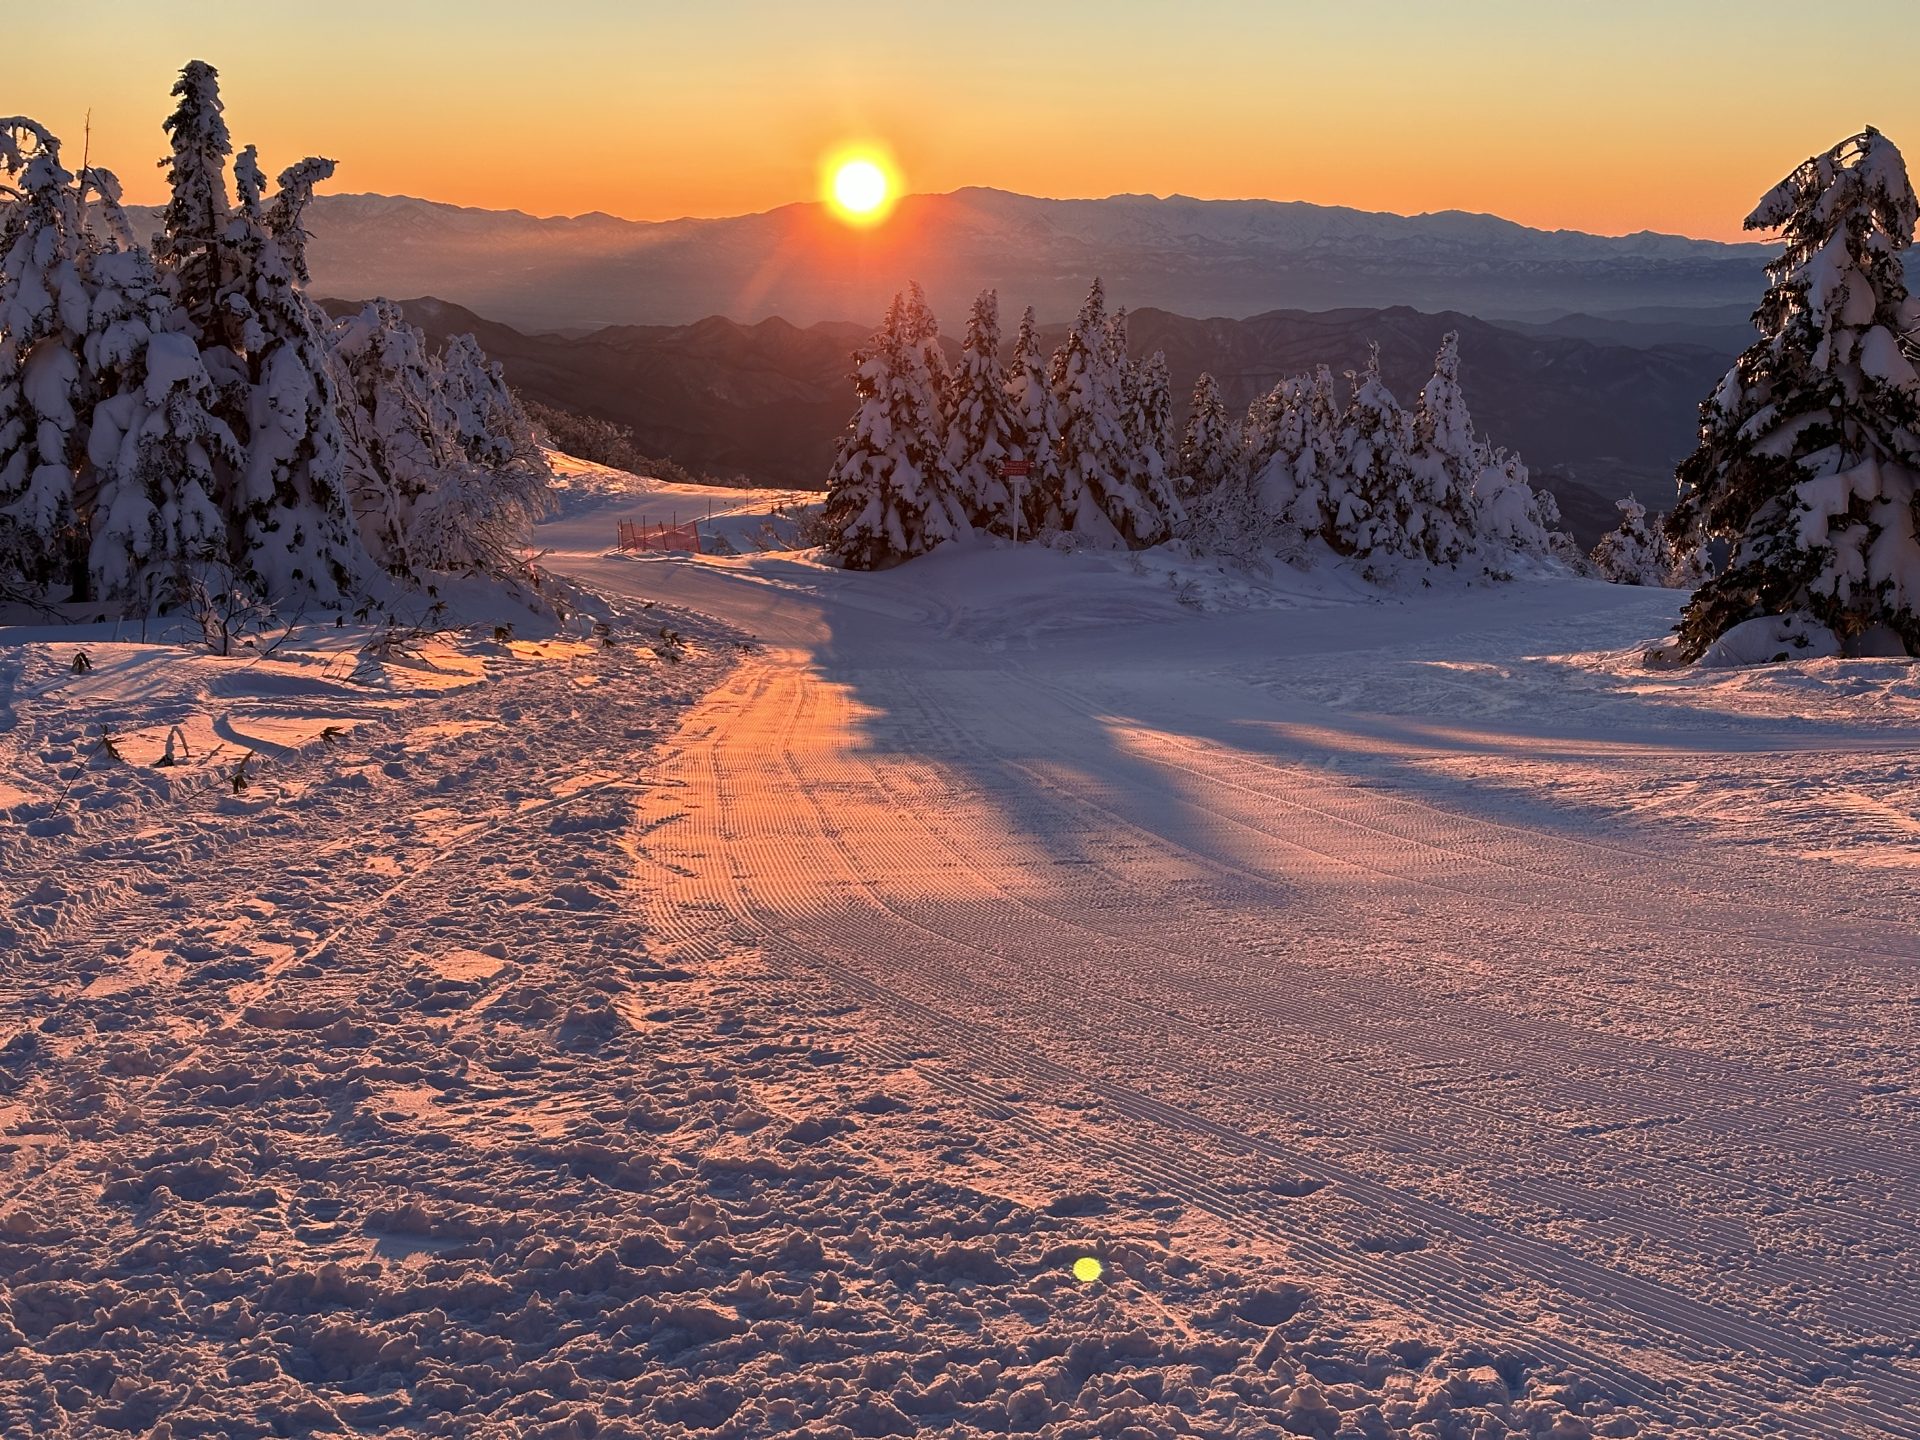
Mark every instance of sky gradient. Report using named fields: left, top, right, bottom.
left=19, top=1, right=1920, bottom=241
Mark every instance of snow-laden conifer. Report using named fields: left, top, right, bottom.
left=1049, top=279, right=1171, bottom=548
left=946, top=289, right=1014, bottom=532
left=1471, top=447, right=1559, bottom=560
left=0, top=120, right=91, bottom=596
left=1130, top=351, right=1176, bottom=497
left=822, top=292, right=969, bottom=568
left=1002, top=305, right=1058, bottom=540
left=422, top=333, right=553, bottom=575
left=1284, top=367, right=1342, bottom=540
left=1247, top=377, right=1302, bottom=521
left=1328, top=347, right=1414, bottom=563
left=1111, top=336, right=1181, bottom=536
left=83, top=244, right=235, bottom=603
left=902, top=281, right=950, bottom=443
left=219, top=146, right=363, bottom=598
left=334, top=305, right=553, bottom=582
left=1240, top=386, right=1284, bottom=481
left=156, top=61, right=235, bottom=350
left=332, top=300, right=441, bottom=573
left=1176, top=372, right=1236, bottom=499
left=1404, top=332, right=1479, bottom=565
left=1668, top=128, right=1920, bottom=658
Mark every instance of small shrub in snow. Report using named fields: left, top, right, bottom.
left=157, top=725, right=190, bottom=765
left=1591, top=496, right=1681, bottom=586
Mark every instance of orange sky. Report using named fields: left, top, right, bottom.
left=17, top=2, right=1920, bottom=241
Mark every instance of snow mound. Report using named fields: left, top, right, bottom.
left=1696, top=612, right=1842, bottom=667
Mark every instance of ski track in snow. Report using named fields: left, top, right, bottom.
left=3, top=486, right=1918, bottom=1437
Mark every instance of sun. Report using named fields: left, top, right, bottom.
left=824, top=150, right=898, bottom=226
left=835, top=160, right=888, bottom=215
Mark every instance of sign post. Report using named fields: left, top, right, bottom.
left=997, top=458, right=1033, bottom=543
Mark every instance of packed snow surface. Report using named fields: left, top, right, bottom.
left=4, top=468, right=1919, bottom=1438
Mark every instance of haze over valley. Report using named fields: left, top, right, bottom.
left=229, top=186, right=1785, bottom=333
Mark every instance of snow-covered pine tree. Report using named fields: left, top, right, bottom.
left=1239, top=387, right=1283, bottom=480
left=421, top=332, right=554, bottom=575
left=1048, top=283, right=1122, bottom=544
left=1404, top=332, right=1478, bottom=566
left=82, top=242, right=237, bottom=604
left=821, top=292, right=969, bottom=568
left=902, top=280, right=951, bottom=446
left=1667, top=536, right=1712, bottom=589
left=1249, top=377, right=1305, bottom=522
left=1132, top=350, right=1176, bottom=491
left=1117, top=343, right=1181, bottom=535
left=946, top=289, right=1014, bottom=533
left=1191, top=377, right=1294, bottom=557
left=156, top=61, right=236, bottom=351
left=0, top=119, right=92, bottom=597
left=1591, top=495, right=1680, bottom=585
left=1328, top=347, right=1415, bottom=564
left=218, top=146, right=363, bottom=599
left=331, top=299, right=440, bottom=574
left=1049, top=279, right=1171, bottom=548
left=263, top=156, right=332, bottom=284
left=334, top=304, right=553, bottom=583
left=1471, top=445, right=1558, bottom=560
left=1105, top=308, right=1147, bottom=503
left=1668, top=128, right=1920, bottom=658
left=900, top=283, right=967, bottom=541
left=1285, top=366, right=1343, bottom=541
left=1002, top=304, right=1059, bottom=539
left=1176, top=371, right=1236, bottom=499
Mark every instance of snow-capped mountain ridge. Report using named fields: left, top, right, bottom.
left=122, top=187, right=1785, bottom=332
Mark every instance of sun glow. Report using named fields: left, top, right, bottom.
left=824, top=150, right=898, bottom=226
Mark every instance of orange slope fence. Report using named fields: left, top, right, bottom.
left=617, top=519, right=703, bottom=553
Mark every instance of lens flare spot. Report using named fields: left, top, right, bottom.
left=1072, top=1255, right=1104, bottom=1283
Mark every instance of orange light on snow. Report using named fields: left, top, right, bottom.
left=823, top=148, right=898, bottom=226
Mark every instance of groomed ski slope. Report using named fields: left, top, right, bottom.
left=552, top=485, right=1920, bottom=1438
left=2, top=470, right=1916, bottom=1438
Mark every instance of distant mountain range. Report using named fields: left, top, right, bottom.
left=156, top=186, right=1787, bottom=333
left=321, top=296, right=1740, bottom=545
